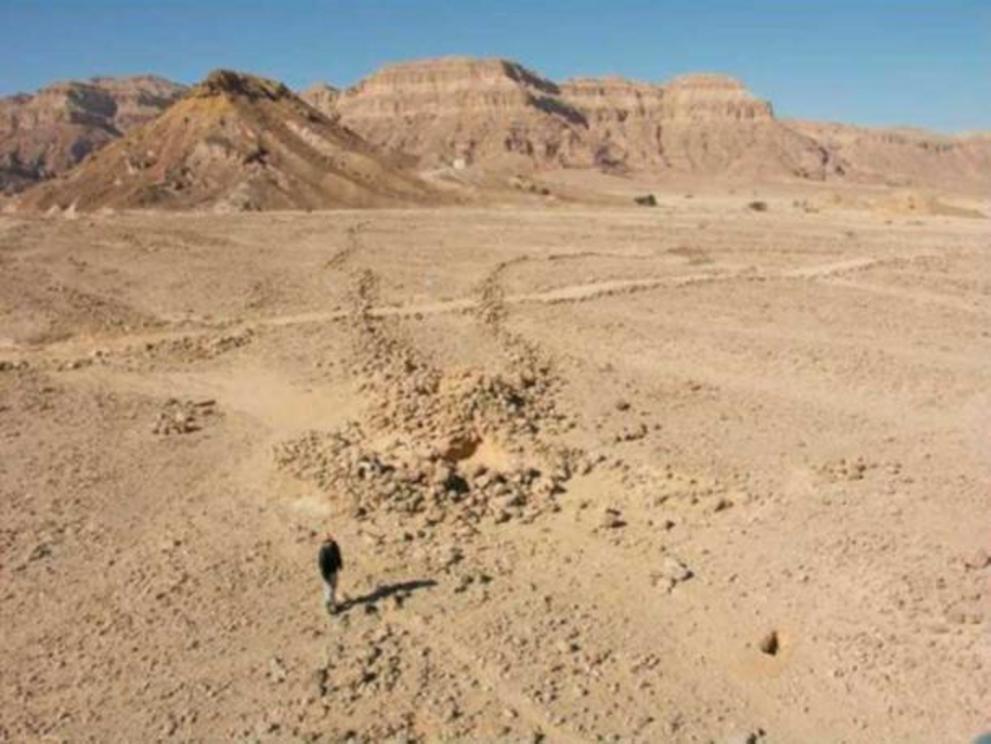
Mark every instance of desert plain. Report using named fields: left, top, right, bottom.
left=1, top=181, right=989, bottom=743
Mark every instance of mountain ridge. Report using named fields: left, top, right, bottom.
left=7, top=56, right=990, bottom=200
left=13, top=69, right=443, bottom=212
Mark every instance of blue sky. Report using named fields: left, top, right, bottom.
left=1, top=1, right=988, bottom=132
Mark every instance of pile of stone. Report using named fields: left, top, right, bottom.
left=347, top=268, right=571, bottom=446
left=274, top=423, right=586, bottom=528
left=135, top=328, right=253, bottom=362
left=274, top=267, right=593, bottom=530
left=152, top=398, right=217, bottom=435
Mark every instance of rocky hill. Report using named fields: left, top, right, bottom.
left=0, top=76, right=186, bottom=193
left=14, top=70, right=443, bottom=212
left=788, top=120, right=991, bottom=193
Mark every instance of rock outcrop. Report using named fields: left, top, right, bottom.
left=300, top=83, right=341, bottom=120
left=0, top=76, right=186, bottom=193
left=14, top=70, right=443, bottom=212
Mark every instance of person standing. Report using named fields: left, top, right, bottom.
left=318, top=533, right=343, bottom=615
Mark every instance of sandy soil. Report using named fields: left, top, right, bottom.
left=1, top=194, right=989, bottom=743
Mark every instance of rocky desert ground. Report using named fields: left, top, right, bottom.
left=1, top=188, right=989, bottom=742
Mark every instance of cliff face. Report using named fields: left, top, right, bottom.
left=0, top=76, right=186, bottom=193
left=557, top=77, right=666, bottom=169
left=640, top=74, right=832, bottom=178
left=317, top=57, right=991, bottom=191
left=331, top=57, right=591, bottom=170
left=327, top=58, right=836, bottom=179
left=15, top=70, right=442, bottom=212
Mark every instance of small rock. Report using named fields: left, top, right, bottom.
left=600, top=508, right=625, bottom=529
left=963, top=549, right=990, bottom=571
left=312, top=667, right=328, bottom=696
left=660, top=556, right=692, bottom=583
left=758, top=630, right=780, bottom=656
left=268, top=656, right=288, bottom=683
left=723, top=731, right=764, bottom=744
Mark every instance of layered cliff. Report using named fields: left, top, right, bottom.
left=327, top=58, right=836, bottom=179
left=332, top=57, right=591, bottom=170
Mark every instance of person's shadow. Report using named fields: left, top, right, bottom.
left=340, top=579, right=437, bottom=612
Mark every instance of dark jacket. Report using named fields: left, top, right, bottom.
left=318, top=540, right=343, bottom=580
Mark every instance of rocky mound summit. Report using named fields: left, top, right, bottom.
left=14, top=69, right=442, bottom=212
left=0, top=75, right=186, bottom=194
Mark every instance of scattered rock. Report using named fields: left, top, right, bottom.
left=816, top=456, right=876, bottom=482
left=508, top=174, right=551, bottom=196
left=152, top=398, right=217, bottom=435
left=138, top=328, right=254, bottom=362
left=614, top=422, right=648, bottom=443
left=61, top=357, right=92, bottom=371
